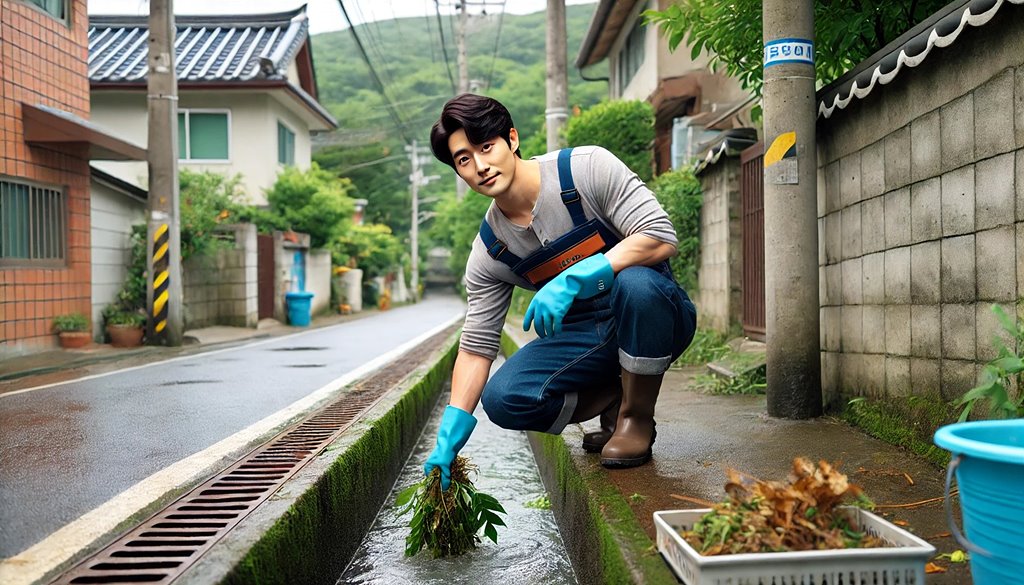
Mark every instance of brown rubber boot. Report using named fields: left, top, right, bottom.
left=581, top=399, right=619, bottom=453
left=600, top=369, right=662, bottom=468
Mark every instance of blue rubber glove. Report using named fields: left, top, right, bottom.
left=523, top=253, right=614, bottom=338
left=424, top=405, right=477, bottom=491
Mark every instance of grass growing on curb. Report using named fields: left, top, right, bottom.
left=503, top=328, right=678, bottom=585
left=223, top=339, right=458, bottom=585
left=674, top=328, right=730, bottom=366
left=841, top=396, right=956, bottom=469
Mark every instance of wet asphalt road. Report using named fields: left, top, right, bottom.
left=0, top=295, right=465, bottom=558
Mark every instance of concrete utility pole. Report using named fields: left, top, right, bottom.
left=761, top=0, right=821, bottom=417
left=545, top=0, right=568, bottom=151
left=407, top=140, right=437, bottom=301
left=146, top=0, right=183, bottom=346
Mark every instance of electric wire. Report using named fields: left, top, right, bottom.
left=434, top=0, right=457, bottom=93
left=336, top=0, right=411, bottom=142
left=485, top=0, right=507, bottom=91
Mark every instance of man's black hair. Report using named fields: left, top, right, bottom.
left=430, top=93, right=522, bottom=168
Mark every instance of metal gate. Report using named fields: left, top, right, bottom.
left=257, top=234, right=275, bottom=320
left=740, top=143, right=765, bottom=341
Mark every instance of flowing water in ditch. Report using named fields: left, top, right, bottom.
left=338, top=361, right=578, bottom=584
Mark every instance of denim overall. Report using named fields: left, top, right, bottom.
left=478, top=148, right=698, bottom=435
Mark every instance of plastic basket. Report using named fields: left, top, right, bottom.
left=653, top=508, right=935, bottom=585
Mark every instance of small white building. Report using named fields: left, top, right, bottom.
left=87, top=5, right=337, bottom=205
left=576, top=0, right=753, bottom=173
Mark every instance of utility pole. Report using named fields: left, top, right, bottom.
left=146, top=0, right=183, bottom=346
left=407, top=140, right=437, bottom=301
left=545, top=0, right=568, bottom=151
left=761, top=0, right=821, bottom=417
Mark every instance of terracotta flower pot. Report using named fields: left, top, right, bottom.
left=58, top=331, right=92, bottom=349
left=107, top=325, right=144, bottom=348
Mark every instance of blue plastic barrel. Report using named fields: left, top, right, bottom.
left=284, top=291, right=314, bottom=327
left=934, top=420, right=1024, bottom=584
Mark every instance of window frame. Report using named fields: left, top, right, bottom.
left=20, top=0, right=69, bottom=25
left=178, top=108, right=232, bottom=163
left=617, top=17, right=646, bottom=95
left=0, top=175, right=68, bottom=268
left=277, top=120, right=296, bottom=166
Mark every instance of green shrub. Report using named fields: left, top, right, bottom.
left=675, top=328, right=730, bottom=366
left=263, top=163, right=356, bottom=248
left=52, top=313, right=89, bottom=333
left=179, top=169, right=242, bottom=261
left=102, top=306, right=146, bottom=327
left=649, top=169, right=702, bottom=291
left=428, top=193, right=492, bottom=296
left=332, top=223, right=404, bottom=279
left=564, top=100, right=655, bottom=182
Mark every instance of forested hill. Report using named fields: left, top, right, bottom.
left=308, top=3, right=605, bottom=236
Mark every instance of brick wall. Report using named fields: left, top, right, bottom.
left=182, top=224, right=258, bottom=329
left=0, top=0, right=93, bottom=355
left=816, top=7, right=1024, bottom=408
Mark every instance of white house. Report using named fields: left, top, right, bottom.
left=87, top=5, right=338, bottom=206
left=576, top=0, right=752, bottom=173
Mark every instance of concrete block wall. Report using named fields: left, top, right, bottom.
left=697, top=157, right=743, bottom=333
left=307, top=249, right=332, bottom=315
left=182, top=224, right=258, bottom=329
left=816, top=8, right=1024, bottom=407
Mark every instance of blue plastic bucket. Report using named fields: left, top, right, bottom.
left=284, top=291, right=314, bottom=327
left=934, top=420, right=1024, bottom=584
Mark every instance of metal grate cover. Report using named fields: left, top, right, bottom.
left=52, top=327, right=455, bottom=584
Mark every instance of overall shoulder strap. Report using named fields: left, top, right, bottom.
left=479, top=218, right=523, bottom=268
left=556, top=148, right=587, bottom=226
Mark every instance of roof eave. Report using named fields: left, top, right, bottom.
left=22, top=103, right=147, bottom=161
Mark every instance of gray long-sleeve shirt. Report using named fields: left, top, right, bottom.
left=460, top=145, right=678, bottom=359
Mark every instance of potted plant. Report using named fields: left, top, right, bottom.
left=52, top=313, right=91, bottom=349
left=103, top=305, right=146, bottom=348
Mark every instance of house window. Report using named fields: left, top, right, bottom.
left=0, top=178, right=66, bottom=265
left=24, top=0, right=67, bottom=21
left=278, top=122, right=296, bottom=166
left=617, top=18, right=646, bottom=95
left=178, top=110, right=230, bottom=161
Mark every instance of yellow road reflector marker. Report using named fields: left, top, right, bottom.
left=765, top=131, right=797, bottom=167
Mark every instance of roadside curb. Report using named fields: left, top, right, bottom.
left=174, top=329, right=460, bottom=585
left=501, top=327, right=677, bottom=585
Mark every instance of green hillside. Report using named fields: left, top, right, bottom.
left=309, top=3, right=605, bottom=237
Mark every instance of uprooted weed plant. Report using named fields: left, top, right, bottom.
left=683, top=458, right=883, bottom=555
left=397, top=456, right=507, bottom=558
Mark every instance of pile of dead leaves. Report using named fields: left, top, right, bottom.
left=683, top=458, right=887, bottom=555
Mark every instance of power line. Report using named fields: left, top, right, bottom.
left=485, top=0, right=507, bottom=91
left=433, top=0, right=457, bottom=93
left=337, top=0, right=411, bottom=142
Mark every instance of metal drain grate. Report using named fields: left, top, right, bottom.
left=52, top=326, right=456, bottom=584
left=53, top=399, right=379, bottom=584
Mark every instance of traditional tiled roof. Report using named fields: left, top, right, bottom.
left=818, top=0, right=1023, bottom=118
left=87, top=6, right=308, bottom=83
left=693, top=129, right=758, bottom=176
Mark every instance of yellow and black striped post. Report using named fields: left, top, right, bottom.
left=150, top=223, right=170, bottom=339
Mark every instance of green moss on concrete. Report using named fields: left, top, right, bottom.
left=840, top=395, right=957, bottom=468
left=503, top=329, right=676, bottom=585
left=223, top=340, right=458, bottom=585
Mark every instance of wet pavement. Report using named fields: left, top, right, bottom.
left=339, top=358, right=577, bottom=585
left=505, top=326, right=973, bottom=584
left=0, top=295, right=465, bottom=559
